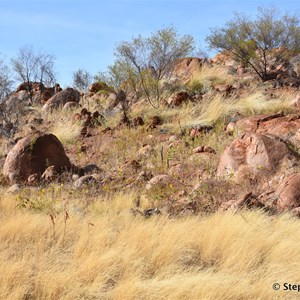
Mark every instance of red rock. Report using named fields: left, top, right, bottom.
left=213, top=84, right=233, bottom=96
left=170, top=91, right=190, bottom=106
left=42, top=88, right=81, bottom=111
left=147, top=116, right=162, bottom=129
left=132, top=116, right=145, bottom=127
left=41, top=166, right=57, bottom=182
left=217, top=133, right=297, bottom=183
left=275, top=173, right=300, bottom=210
left=236, top=113, right=300, bottom=139
left=3, top=134, right=71, bottom=183
left=172, top=57, right=204, bottom=83
left=88, top=82, right=112, bottom=93
left=145, top=174, right=171, bottom=190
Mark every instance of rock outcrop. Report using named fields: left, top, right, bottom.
left=217, top=133, right=297, bottom=183
left=275, top=173, right=300, bottom=210
left=236, top=113, right=300, bottom=140
left=42, top=88, right=80, bottom=111
left=3, top=133, right=71, bottom=183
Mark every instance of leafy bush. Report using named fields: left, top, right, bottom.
left=186, top=80, right=204, bottom=94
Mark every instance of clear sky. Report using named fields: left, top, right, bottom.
left=0, top=0, right=299, bottom=87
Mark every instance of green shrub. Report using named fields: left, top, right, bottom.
left=187, top=80, right=204, bottom=94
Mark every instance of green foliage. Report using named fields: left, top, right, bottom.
left=15, top=186, right=63, bottom=214
left=95, top=61, right=141, bottom=100
left=206, top=6, right=300, bottom=81
left=186, top=80, right=204, bottom=94
left=112, top=26, right=195, bottom=107
left=29, top=137, right=37, bottom=153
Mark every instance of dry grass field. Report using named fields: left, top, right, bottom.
left=1, top=189, right=300, bottom=300
left=1, top=55, right=300, bottom=300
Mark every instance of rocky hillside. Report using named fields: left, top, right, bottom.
left=1, top=52, right=300, bottom=300
left=1, top=52, right=300, bottom=217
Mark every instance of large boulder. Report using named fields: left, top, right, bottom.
left=42, top=88, right=80, bottom=111
left=16, top=81, right=43, bottom=93
left=3, top=90, right=31, bottom=111
left=236, top=113, right=300, bottom=141
left=31, top=87, right=55, bottom=104
left=171, top=57, right=205, bottom=83
left=88, top=81, right=112, bottom=93
left=275, top=173, right=300, bottom=210
left=3, top=134, right=71, bottom=183
left=217, top=133, right=297, bottom=183
left=169, top=91, right=191, bottom=106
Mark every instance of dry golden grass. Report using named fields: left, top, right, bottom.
left=43, top=108, right=82, bottom=146
left=131, top=101, right=196, bottom=134
left=0, top=189, right=300, bottom=300
left=191, top=64, right=235, bottom=87
left=187, top=91, right=294, bottom=127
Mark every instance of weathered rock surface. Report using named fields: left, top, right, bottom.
left=217, top=133, right=297, bottom=182
left=88, top=82, right=112, bottom=93
left=74, top=174, right=99, bottom=188
left=169, top=91, right=191, bottom=106
left=145, top=174, right=171, bottom=190
left=275, top=173, right=300, bottom=210
left=41, top=165, right=58, bottom=182
left=3, top=134, right=71, bottom=183
left=42, top=88, right=80, bottom=111
left=171, top=57, right=205, bottom=83
left=236, top=113, right=300, bottom=141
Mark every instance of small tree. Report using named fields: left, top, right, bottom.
left=72, top=68, right=93, bottom=91
left=206, top=6, right=300, bottom=81
left=0, top=56, right=13, bottom=100
left=11, top=45, right=56, bottom=96
left=96, top=60, right=140, bottom=118
left=115, top=26, right=195, bottom=107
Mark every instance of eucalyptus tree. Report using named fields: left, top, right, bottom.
left=206, top=6, right=300, bottom=81
left=115, top=26, right=195, bottom=107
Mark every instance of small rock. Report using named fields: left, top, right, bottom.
left=169, top=91, right=190, bottom=106
left=132, top=116, right=145, bottom=127
left=83, top=164, right=101, bottom=175
left=27, top=174, right=40, bottom=186
left=7, top=184, right=21, bottom=194
left=192, top=145, right=216, bottom=154
left=145, top=174, right=171, bottom=190
left=143, top=208, right=161, bottom=218
left=74, top=174, right=98, bottom=189
left=72, top=174, right=80, bottom=181
left=41, top=166, right=57, bottom=182
left=168, top=135, right=178, bottom=142
left=226, top=122, right=236, bottom=134
left=138, top=144, right=154, bottom=158
left=147, top=116, right=162, bottom=129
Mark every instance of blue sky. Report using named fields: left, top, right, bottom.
left=0, top=0, right=299, bottom=87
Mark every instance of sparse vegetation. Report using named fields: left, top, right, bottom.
left=187, top=91, right=295, bottom=127
left=1, top=190, right=300, bottom=299
left=114, top=26, right=195, bottom=107
left=206, top=6, right=300, bottom=81
left=72, top=68, right=93, bottom=92
left=1, top=5, right=300, bottom=300
left=191, top=64, right=236, bottom=87
left=11, top=45, right=56, bottom=88
left=0, top=56, right=13, bottom=99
